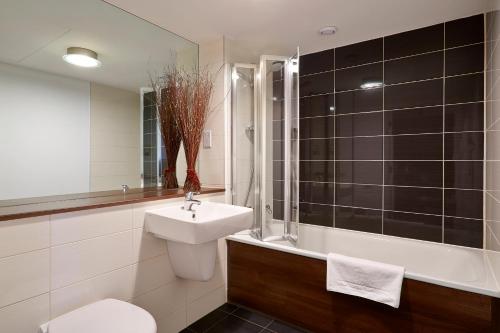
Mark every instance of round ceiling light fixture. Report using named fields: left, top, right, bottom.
left=319, top=26, right=337, bottom=36
left=63, top=47, right=101, bottom=68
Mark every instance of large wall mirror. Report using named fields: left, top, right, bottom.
left=0, top=0, right=198, bottom=200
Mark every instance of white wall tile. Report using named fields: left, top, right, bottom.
left=132, top=280, right=186, bottom=321
left=0, top=293, right=49, bottom=333
left=0, top=216, right=49, bottom=258
left=0, top=249, right=49, bottom=308
left=132, top=254, right=176, bottom=297
left=185, top=262, right=225, bottom=303
left=51, top=206, right=133, bottom=245
left=51, top=230, right=134, bottom=289
left=133, top=228, right=167, bottom=262
left=186, top=285, right=226, bottom=325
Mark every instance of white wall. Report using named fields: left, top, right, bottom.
left=0, top=193, right=226, bottom=333
left=0, top=63, right=90, bottom=200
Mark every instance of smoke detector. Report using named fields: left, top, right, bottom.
left=319, top=26, right=337, bottom=36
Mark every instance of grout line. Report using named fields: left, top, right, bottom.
left=382, top=36, right=386, bottom=235
left=442, top=24, right=447, bottom=244
left=333, top=47, right=336, bottom=229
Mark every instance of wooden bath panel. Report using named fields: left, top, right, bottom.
left=227, top=240, right=500, bottom=333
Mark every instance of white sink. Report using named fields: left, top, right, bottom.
left=145, top=201, right=253, bottom=281
left=145, top=202, right=253, bottom=244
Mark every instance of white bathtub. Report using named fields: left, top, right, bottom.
left=227, top=224, right=500, bottom=297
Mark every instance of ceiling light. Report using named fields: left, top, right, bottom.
left=319, top=26, right=337, bottom=36
left=63, top=47, right=101, bottom=68
left=360, top=81, right=383, bottom=90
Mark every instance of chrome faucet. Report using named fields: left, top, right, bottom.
left=184, top=191, right=201, bottom=211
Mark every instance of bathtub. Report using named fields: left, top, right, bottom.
left=227, top=223, right=500, bottom=297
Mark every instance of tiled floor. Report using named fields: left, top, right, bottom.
left=181, top=303, right=309, bottom=333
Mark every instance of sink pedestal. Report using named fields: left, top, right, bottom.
left=166, top=240, right=217, bottom=281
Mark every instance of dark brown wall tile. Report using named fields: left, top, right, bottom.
left=300, top=139, right=335, bottom=160
left=299, top=203, right=334, bottom=227
left=273, top=161, right=283, bottom=181
left=335, top=112, right=383, bottom=137
left=299, top=182, right=334, bottom=204
left=335, top=63, right=383, bottom=92
left=273, top=181, right=284, bottom=200
left=383, top=211, right=442, bottom=242
left=445, top=14, right=484, bottom=48
left=385, top=79, right=443, bottom=110
left=336, top=137, right=383, bottom=160
left=444, top=189, right=483, bottom=219
left=384, top=106, right=443, bottom=135
left=444, top=161, right=483, bottom=189
left=273, top=140, right=283, bottom=160
left=335, top=184, right=382, bottom=209
left=335, top=161, right=383, bottom=184
left=444, top=217, right=483, bottom=248
left=384, top=161, right=443, bottom=187
left=273, top=120, right=283, bottom=140
left=335, top=38, right=383, bottom=69
left=385, top=51, right=443, bottom=84
left=385, top=186, right=443, bottom=215
left=444, top=102, right=484, bottom=132
left=335, top=206, right=382, bottom=233
left=300, top=161, right=335, bottom=182
left=300, top=49, right=335, bottom=75
left=335, top=88, right=383, bottom=114
left=300, top=71, right=334, bottom=97
left=384, top=134, right=443, bottom=160
left=445, top=73, right=484, bottom=104
left=445, top=43, right=484, bottom=76
left=444, top=132, right=484, bottom=160
left=299, top=116, right=334, bottom=139
left=299, top=94, right=335, bottom=118
left=273, top=100, right=284, bottom=120
left=384, top=23, right=444, bottom=60
left=273, top=200, right=284, bottom=220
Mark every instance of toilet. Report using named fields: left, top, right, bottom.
left=39, top=299, right=156, bottom=333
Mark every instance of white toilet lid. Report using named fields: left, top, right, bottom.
left=44, top=299, right=157, bottom=333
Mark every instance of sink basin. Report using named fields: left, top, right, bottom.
left=145, top=201, right=253, bottom=281
left=145, top=202, right=253, bottom=244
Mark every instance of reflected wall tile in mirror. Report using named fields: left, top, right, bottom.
left=300, top=161, right=335, bottom=182
left=299, top=71, right=334, bottom=97
left=299, top=94, right=335, bottom=118
left=445, top=43, right=484, bottom=76
left=335, top=63, right=383, bottom=92
left=384, top=161, right=443, bottom=187
left=299, top=203, right=334, bottom=227
left=299, top=116, right=334, bottom=139
left=444, top=217, right=483, bottom=248
left=444, top=189, right=483, bottom=219
left=335, top=161, right=383, bottom=184
left=334, top=206, right=382, bottom=233
left=383, top=211, right=442, bottom=242
left=384, top=51, right=443, bottom=85
left=299, top=139, right=335, bottom=160
left=273, top=181, right=284, bottom=200
left=335, top=38, right=383, bottom=69
left=384, top=186, right=443, bottom=215
left=334, top=88, right=383, bottom=115
left=334, top=184, right=382, bottom=209
left=384, top=134, right=443, bottom=160
left=445, top=15, right=484, bottom=48
left=384, top=106, right=443, bottom=135
left=335, top=137, right=383, bottom=160
left=273, top=140, right=283, bottom=160
left=272, top=100, right=284, bottom=120
left=444, top=132, right=484, bottom=160
left=299, top=182, right=334, bottom=204
left=273, top=200, right=284, bottom=220
left=445, top=73, right=484, bottom=104
left=384, top=23, right=444, bottom=60
left=273, top=161, right=283, bottom=181
left=300, top=49, right=335, bottom=76
left=444, top=161, right=483, bottom=190
left=385, top=78, right=443, bottom=110
left=335, top=112, right=383, bottom=137
left=444, top=102, right=484, bottom=132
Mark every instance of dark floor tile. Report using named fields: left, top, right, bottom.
left=385, top=23, right=444, bottom=60
left=299, top=116, right=334, bottom=139
left=335, top=88, right=383, bottom=115
left=206, top=315, right=264, bottom=333
left=335, top=111, right=383, bottom=137
left=444, top=102, right=484, bottom=132
left=383, top=211, right=442, bottom=242
left=384, top=106, right=443, bottom=135
left=445, top=73, right=484, bottom=104
left=299, top=202, right=334, bottom=227
left=300, top=71, right=334, bottom=97
left=444, top=132, right=484, bottom=160
left=217, top=303, right=239, bottom=314
left=335, top=183, right=382, bottom=209
left=335, top=38, right=383, bottom=69
left=299, top=94, right=335, bottom=118
left=300, top=161, right=335, bottom=182
left=444, top=189, right=483, bottom=219
left=444, top=217, right=483, bottom=248
left=445, top=43, right=484, bottom=76
left=385, top=78, right=443, bottom=110
left=334, top=206, right=382, bottom=233
left=385, top=186, right=443, bottom=215
left=233, top=308, right=273, bottom=327
left=385, top=51, right=443, bottom=85
left=335, top=62, right=383, bottom=92
left=300, top=182, right=334, bottom=204
left=384, top=161, right=443, bottom=187
left=444, top=161, right=483, bottom=190
left=267, top=320, right=309, bottom=333
left=445, top=14, right=484, bottom=48
left=336, top=136, right=383, bottom=160
left=188, top=309, right=229, bottom=333
left=299, top=139, right=335, bottom=160
left=384, top=134, right=443, bottom=160
left=336, top=161, right=383, bottom=184
left=300, top=49, right=335, bottom=76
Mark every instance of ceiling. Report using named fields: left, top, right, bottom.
left=0, top=0, right=197, bottom=92
left=106, top=0, right=498, bottom=57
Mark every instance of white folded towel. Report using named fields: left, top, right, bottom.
left=326, top=253, right=405, bottom=308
